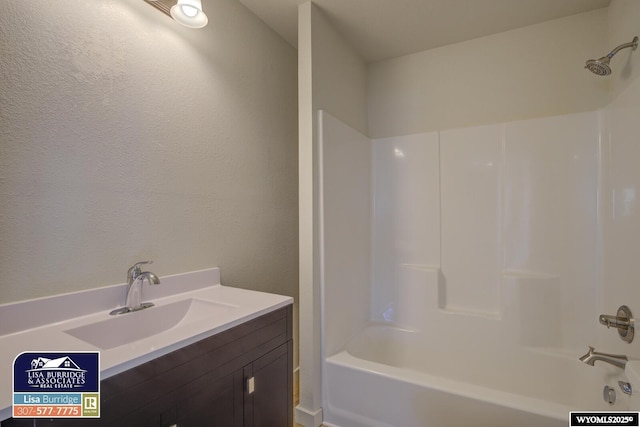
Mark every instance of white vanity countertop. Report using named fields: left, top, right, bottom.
left=0, top=268, right=293, bottom=421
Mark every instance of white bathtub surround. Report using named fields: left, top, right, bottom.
left=601, top=74, right=640, bottom=352
left=318, top=93, right=638, bottom=425
left=368, top=111, right=599, bottom=345
left=0, top=267, right=293, bottom=421
left=320, top=112, right=372, bottom=358
left=371, top=133, right=440, bottom=321
left=367, top=113, right=597, bottom=336
left=439, top=124, right=504, bottom=317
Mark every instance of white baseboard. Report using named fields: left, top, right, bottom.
left=295, top=404, right=323, bottom=427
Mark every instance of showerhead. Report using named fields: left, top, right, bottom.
left=585, top=36, right=638, bottom=76
left=585, top=56, right=612, bottom=76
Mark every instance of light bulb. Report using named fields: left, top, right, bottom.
left=181, top=5, right=198, bottom=17
left=170, top=0, right=208, bottom=28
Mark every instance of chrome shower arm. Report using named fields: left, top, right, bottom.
left=608, top=36, right=638, bottom=58
left=585, top=36, right=638, bottom=76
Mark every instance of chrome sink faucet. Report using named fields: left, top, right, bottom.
left=579, top=346, right=628, bottom=369
left=110, top=261, right=161, bottom=315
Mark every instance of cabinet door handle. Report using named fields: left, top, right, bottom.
left=247, top=376, right=255, bottom=394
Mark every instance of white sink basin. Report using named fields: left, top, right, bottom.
left=64, top=298, right=237, bottom=350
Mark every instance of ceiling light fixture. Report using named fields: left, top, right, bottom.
left=145, top=0, right=208, bottom=29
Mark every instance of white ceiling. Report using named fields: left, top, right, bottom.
left=238, top=0, right=612, bottom=62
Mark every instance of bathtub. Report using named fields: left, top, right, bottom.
left=322, top=325, right=631, bottom=427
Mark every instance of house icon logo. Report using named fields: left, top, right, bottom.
left=29, top=356, right=84, bottom=372
left=25, top=355, right=88, bottom=389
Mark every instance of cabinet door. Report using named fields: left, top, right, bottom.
left=243, top=341, right=292, bottom=427
left=174, top=369, right=244, bottom=427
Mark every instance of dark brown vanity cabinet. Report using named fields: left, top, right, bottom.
left=2, top=305, right=293, bottom=427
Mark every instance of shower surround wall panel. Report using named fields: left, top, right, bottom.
left=371, top=132, right=440, bottom=327
left=370, top=111, right=599, bottom=337
left=601, top=75, right=640, bottom=352
left=319, top=111, right=372, bottom=358
left=321, top=110, right=613, bottom=427
left=439, top=125, right=504, bottom=316
left=504, top=113, right=599, bottom=350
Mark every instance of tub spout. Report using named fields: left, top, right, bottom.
left=579, top=346, right=628, bottom=369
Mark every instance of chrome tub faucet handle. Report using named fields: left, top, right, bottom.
left=599, top=305, right=634, bottom=343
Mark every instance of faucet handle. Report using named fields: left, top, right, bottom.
left=599, top=305, right=634, bottom=343
left=127, top=261, right=154, bottom=282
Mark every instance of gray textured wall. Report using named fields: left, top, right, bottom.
left=0, top=0, right=298, bottom=306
